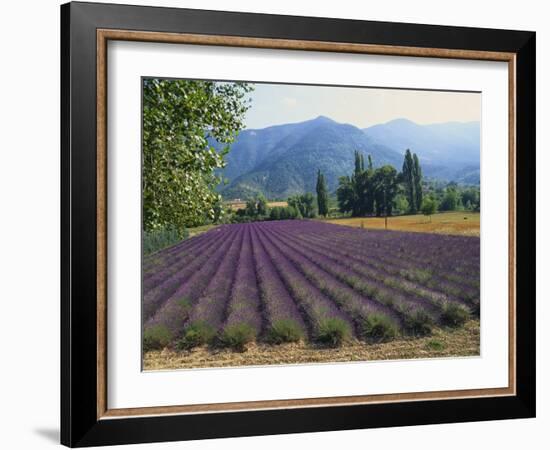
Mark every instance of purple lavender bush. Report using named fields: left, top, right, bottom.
left=143, top=220, right=480, bottom=351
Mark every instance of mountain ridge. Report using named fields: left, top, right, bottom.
left=217, top=116, right=480, bottom=200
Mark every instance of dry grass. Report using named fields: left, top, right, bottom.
left=143, top=320, right=479, bottom=371
left=187, top=224, right=219, bottom=238
left=322, top=212, right=480, bottom=237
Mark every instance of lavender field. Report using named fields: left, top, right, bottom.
left=143, top=220, right=480, bottom=355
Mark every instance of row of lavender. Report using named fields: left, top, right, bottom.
left=143, top=220, right=480, bottom=351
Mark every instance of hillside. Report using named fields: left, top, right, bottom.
left=219, top=116, right=402, bottom=199
left=217, top=116, right=480, bottom=200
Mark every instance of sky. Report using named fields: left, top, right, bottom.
left=243, top=82, right=481, bottom=130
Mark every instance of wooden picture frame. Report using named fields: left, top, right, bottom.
left=61, top=1, right=535, bottom=447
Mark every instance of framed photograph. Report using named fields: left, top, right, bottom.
left=61, top=2, right=535, bottom=447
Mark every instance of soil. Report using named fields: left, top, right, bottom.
left=143, top=319, right=480, bottom=371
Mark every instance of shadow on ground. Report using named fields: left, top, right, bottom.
left=34, top=428, right=59, bottom=444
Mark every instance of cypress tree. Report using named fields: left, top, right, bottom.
left=354, top=151, right=362, bottom=177
left=316, top=169, right=329, bottom=217
left=413, top=153, right=423, bottom=213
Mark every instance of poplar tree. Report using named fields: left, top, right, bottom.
left=337, top=152, right=376, bottom=217
left=402, top=149, right=417, bottom=213
left=143, top=78, right=252, bottom=232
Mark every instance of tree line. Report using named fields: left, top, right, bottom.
left=336, top=149, right=422, bottom=217
left=226, top=152, right=479, bottom=224
left=234, top=192, right=318, bottom=223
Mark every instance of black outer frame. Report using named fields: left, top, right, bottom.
left=60, top=1, right=536, bottom=447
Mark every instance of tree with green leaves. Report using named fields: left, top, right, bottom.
left=439, top=186, right=459, bottom=211
left=402, top=149, right=417, bottom=213
left=358, top=155, right=376, bottom=215
left=270, top=207, right=281, bottom=220
left=373, top=165, right=399, bottom=217
left=337, top=151, right=377, bottom=217
left=316, top=169, right=329, bottom=217
left=256, top=194, right=268, bottom=216
left=336, top=175, right=357, bottom=215
left=288, top=193, right=316, bottom=218
left=421, top=197, right=438, bottom=222
left=142, top=78, right=253, bottom=233
left=245, top=198, right=258, bottom=217
left=394, top=194, right=409, bottom=214
left=461, top=188, right=479, bottom=211
left=401, top=149, right=424, bottom=214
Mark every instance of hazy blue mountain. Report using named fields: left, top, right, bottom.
left=215, top=118, right=322, bottom=182
left=217, top=116, right=480, bottom=200
left=219, top=116, right=402, bottom=199
left=363, top=118, right=480, bottom=165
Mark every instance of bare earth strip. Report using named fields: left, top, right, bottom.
left=144, top=319, right=479, bottom=370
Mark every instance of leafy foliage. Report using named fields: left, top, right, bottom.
left=372, top=165, right=399, bottom=216
left=142, top=78, right=252, bottom=233
left=269, top=207, right=281, bottom=220
left=288, top=193, right=316, bottom=218
left=421, top=197, right=438, bottom=220
left=233, top=195, right=272, bottom=222
left=337, top=152, right=400, bottom=217
left=402, top=149, right=423, bottom=213
left=439, top=186, right=459, bottom=211
left=337, top=151, right=376, bottom=216
left=268, top=206, right=300, bottom=221
left=460, top=187, right=480, bottom=211
left=422, top=180, right=480, bottom=213
left=257, top=195, right=268, bottom=216
left=336, top=175, right=357, bottom=215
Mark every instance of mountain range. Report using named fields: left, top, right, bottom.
left=216, top=116, right=480, bottom=200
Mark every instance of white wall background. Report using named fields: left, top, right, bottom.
left=0, top=0, right=545, bottom=448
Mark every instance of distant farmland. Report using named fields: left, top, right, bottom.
left=324, top=211, right=480, bottom=237
left=225, top=200, right=288, bottom=211
left=143, top=221, right=480, bottom=367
